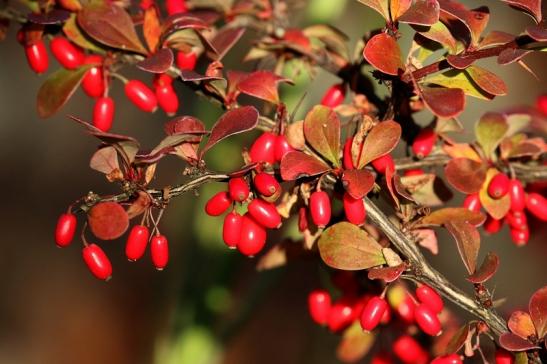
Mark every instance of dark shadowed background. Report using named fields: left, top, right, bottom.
left=0, top=1, right=545, bottom=363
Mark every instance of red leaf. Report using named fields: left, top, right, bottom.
left=161, top=14, right=209, bottom=36
left=164, top=116, right=205, bottom=137
left=398, top=0, right=440, bottom=26
left=443, top=323, right=471, bottom=355
left=498, top=48, right=532, bottom=65
left=419, top=207, right=486, bottom=226
left=444, top=158, right=487, bottom=194
left=421, top=86, right=465, bottom=118
left=356, top=120, right=401, bottom=168
left=445, top=221, right=480, bottom=275
left=209, top=26, right=246, bottom=60
left=88, top=202, right=129, bottom=240
left=466, top=252, right=499, bottom=283
left=363, top=33, right=404, bottom=76
left=89, top=146, right=120, bottom=175
left=368, top=264, right=406, bottom=282
left=179, top=70, right=222, bottom=82
left=499, top=332, right=540, bottom=351
left=438, top=0, right=489, bottom=46
left=28, top=9, right=71, bottom=24
left=446, top=54, right=476, bottom=69
left=466, top=66, right=507, bottom=96
left=500, top=0, right=542, bottom=23
left=508, top=311, right=536, bottom=339
left=143, top=6, right=161, bottom=52
left=529, top=285, right=547, bottom=339
left=356, top=0, right=390, bottom=20
left=342, top=169, right=375, bottom=199
left=280, top=151, right=330, bottom=181
left=526, top=22, right=547, bottom=41
left=136, top=48, right=174, bottom=73
left=237, top=71, right=292, bottom=104
left=303, top=105, right=341, bottom=166
left=200, top=106, right=259, bottom=156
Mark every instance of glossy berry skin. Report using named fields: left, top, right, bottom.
left=125, top=225, right=150, bottom=261
left=510, top=227, right=529, bottom=246
left=484, top=215, right=503, bottom=234
left=55, top=213, right=77, bottom=247
left=463, top=193, right=481, bottom=213
left=249, top=132, right=276, bottom=165
left=343, top=192, right=366, bottom=225
left=166, top=0, right=188, bottom=15
left=125, top=80, right=158, bottom=112
left=488, top=173, right=510, bottom=199
left=414, top=303, right=442, bottom=336
left=93, top=97, right=115, bottom=132
left=537, top=95, right=547, bottom=116
left=82, top=244, right=112, bottom=281
left=176, top=51, right=197, bottom=71
left=150, top=235, right=169, bottom=270
left=222, top=211, right=242, bottom=248
left=248, top=199, right=282, bottom=229
left=25, top=40, right=49, bottom=74
left=320, top=84, right=345, bottom=108
left=412, top=128, right=436, bottom=158
left=396, top=294, right=416, bottom=323
left=228, top=177, right=250, bottom=202
left=526, top=192, right=547, bottom=221
left=156, top=84, right=179, bottom=116
left=205, top=191, right=232, bottom=216
left=310, top=191, right=331, bottom=228
left=254, top=172, right=280, bottom=197
left=237, top=214, right=267, bottom=257
left=404, top=169, right=424, bottom=177
left=343, top=138, right=354, bottom=169
left=308, top=290, right=331, bottom=325
left=506, top=210, right=527, bottom=230
left=509, top=179, right=526, bottom=211
left=495, top=348, right=515, bottom=364
left=431, top=354, right=462, bottom=364
left=274, top=135, right=294, bottom=162
left=360, top=296, right=388, bottom=331
left=393, top=335, right=428, bottom=364
left=50, top=37, right=84, bottom=70
left=82, top=55, right=105, bottom=98
left=415, top=284, right=444, bottom=313
left=327, top=300, right=354, bottom=332
left=371, top=154, right=394, bottom=175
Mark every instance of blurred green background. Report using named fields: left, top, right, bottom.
left=0, top=1, right=545, bottom=363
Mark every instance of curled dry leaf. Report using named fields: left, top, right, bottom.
left=414, top=228, right=438, bottom=255
left=303, top=105, right=341, bottom=166
left=368, top=263, right=406, bottom=282
left=286, top=120, right=305, bottom=150
left=466, top=251, right=499, bottom=284
left=444, top=158, right=487, bottom=194
left=363, top=33, right=404, bottom=76
left=280, top=151, right=330, bottom=181
left=88, top=202, right=129, bottom=240
left=126, top=191, right=152, bottom=219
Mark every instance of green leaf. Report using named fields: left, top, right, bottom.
left=318, top=222, right=385, bottom=270
left=425, top=70, right=492, bottom=100
left=336, top=322, right=376, bottom=363
left=303, top=105, right=341, bottom=166
left=37, top=65, right=93, bottom=118
left=475, top=112, right=508, bottom=159
left=414, top=21, right=457, bottom=52
left=63, top=13, right=105, bottom=53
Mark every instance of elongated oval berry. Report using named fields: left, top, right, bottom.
left=82, top=243, right=112, bottom=281
left=125, top=225, right=150, bottom=261
left=395, top=294, right=416, bottom=323
left=431, top=354, right=462, bottom=364
left=82, top=55, right=105, bottom=98
left=223, top=211, right=242, bottom=248
left=393, top=335, right=429, bottom=364
left=150, top=234, right=168, bottom=270
left=156, top=84, right=179, bottom=116
left=505, top=210, right=527, bottom=230
left=360, top=296, right=388, bottom=331
left=510, top=227, right=529, bottom=246
left=205, top=191, right=232, bottom=216
left=343, top=192, right=366, bottom=225
left=327, top=300, right=353, bottom=332
left=509, top=179, right=525, bottom=211
left=525, top=192, right=547, bottom=221
left=310, top=191, right=331, bottom=228
left=25, top=40, right=49, bottom=74
left=93, top=97, right=115, bottom=132
left=371, top=154, right=394, bottom=175
left=274, top=135, right=294, bottom=162
left=404, top=169, right=425, bottom=177
left=176, top=51, right=197, bottom=71
left=484, top=215, right=503, bottom=234
left=415, top=284, right=443, bottom=314
left=343, top=137, right=354, bottom=169
left=412, top=128, right=436, bottom=158
left=125, top=80, right=158, bottom=112
left=308, top=290, right=332, bottom=325
left=495, top=348, right=515, bottom=364
left=238, top=214, right=267, bottom=257
left=414, top=303, right=442, bottom=336
left=254, top=172, right=280, bottom=197
left=463, top=193, right=481, bottom=213
left=249, top=132, right=276, bottom=165
left=55, top=213, right=77, bottom=247
left=228, top=177, right=250, bottom=202
left=320, top=83, right=345, bottom=108
left=166, top=0, right=188, bottom=15
left=50, top=37, right=84, bottom=69
left=248, top=198, right=282, bottom=229
left=488, top=173, right=510, bottom=199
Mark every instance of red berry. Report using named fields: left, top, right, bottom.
left=463, top=193, right=481, bottom=213
left=228, top=177, right=250, bottom=202
left=166, top=0, right=188, bottom=15
left=176, top=51, right=197, bottom=71
left=371, top=353, right=393, bottom=364
left=495, top=348, right=515, bottom=364
left=205, top=191, right=232, bottom=216
left=308, top=290, right=331, bottom=325
left=393, top=335, right=428, bottom=364
left=371, top=154, right=394, bottom=174
left=327, top=300, right=354, bottom=332
left=55, top=213, right=77, bottom=247
left=526, top=192, right=547, bottom=221
left=125, top=225, right=150, bottom=261
left=506, top=210, right=527, bottom=230
left=431, top=354, right=462, bottom=364
left=237, top=214, right=267, bottom=256
left=222, top=211, right=242, bottom=248
left=310, top=191, right=331, bottom=228
left=274, top=135, right=294, bottom=162
left=415, top=284, right=444, bottom=314
left=414, top=303, right=442, bottom=336
left=248, top=199, right=282, bottom=229
left=488, top=173, right=510, bottom=199
left=154, top=73, right=173, bottom=87
left=360, top=296, right=388, bottom=331
left=82, top=243, right=112, bottom=281
left=343, top=137, right=354, bottom=169
left=82, top=55, right=105, bottom=98
left=343, top=192, right=366, bottom=225
left=395, top=294, right=416, bottom=323
left=125, top=80, right=158, bottom=112
left=150, top=234, right=169, bottom=270
left=50, top=37, right=84, bottom=70
left=156, top=84, right=179, bottom=116
left=25, top=40, right=49, bottom=74
left=537, top=95, right=547, bottom=116
left=320, top=83, right=345, bottom=108
left=92, top=97, right=115, bottom=132
left=484, top=215, right=503, bottom=234
left=254, top=172, right=280, bottom=197
left=404, top=169, right=425, bottom=177
left=509, top=179, right=526, bottom=211
left=249, top=132, right=276, bottom=165
left=412, top=128, right=436, bottom=158
left=510, top=227, right=529, bottom=246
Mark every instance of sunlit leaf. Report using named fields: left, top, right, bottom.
left=399, top=0, right=440, bottom=26
left=508, top=311, right=536, bottom=339
left=390, top=0, right=412, bottom=21
left=414, top=21, right=457, bottom=52
left=479, top=168, right=511, bottom=219
left=143, top=6, right=161, bottom=52
left=280, top=151, right=330, bottom=180
left=443, top=143, right=482, bottom=162
left=356, top=120, right=401, bottom=168
left=499, top=332, right=539, bottom=351
left=466, top=66, right=507, bottom=96
left=368, top=264, right=406, bottom=282
left=467, top=252, right=499, bottom=283
left=425, top=69, right=493, bottom=100
left=444, top=158, right=487, bottom=194
left=63, top=14, right=104, bottom=53
left=356, top=0, right=390, bottom=20
left=419, top=207, right=485, bottom=226
left=445, top=220, right=480, bottom=274
left=438, top=0, right=489, bottom=46
left=303, top=105, right=341, bottom=166
left=237, top=71, right=292, bottom=104
left=363, top=33, right=404, bottom=75
left=88, top=202, right=129, bottom=240
left=475, top=112, right=508, bottom=158
left=500, top=0, right=542, bottom=23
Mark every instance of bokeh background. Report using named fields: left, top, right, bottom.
left=0, top=0, right=545, bottom=363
